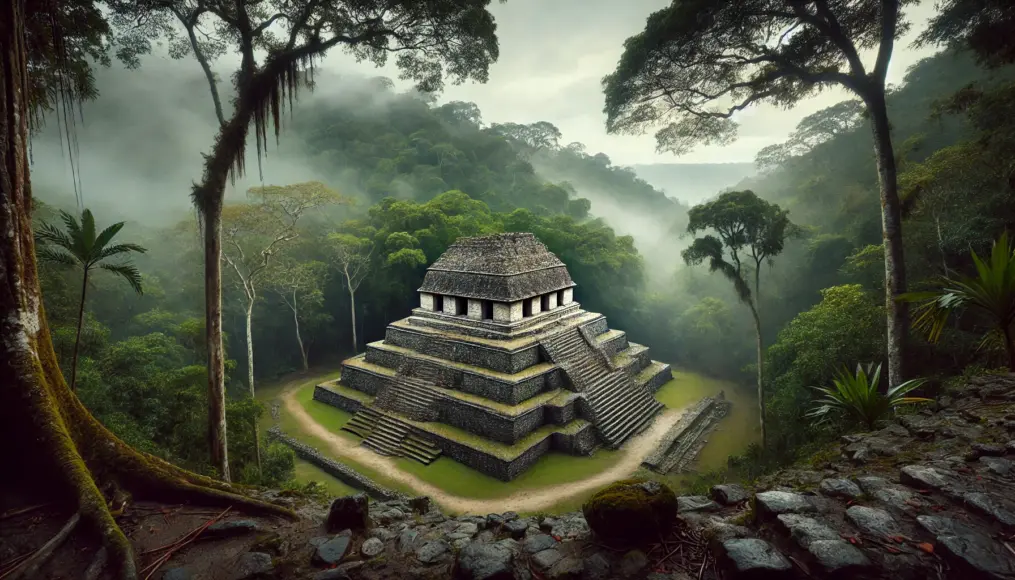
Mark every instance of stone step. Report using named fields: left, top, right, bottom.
left=341, top=421, right=373, bottom=439
left=600, top=395, right=660, bottom=439
left=405, top=434, right=441, bottom=452
left=590, top=378, right=647, bottom=418
left=601, top=399, right=662, bottom=446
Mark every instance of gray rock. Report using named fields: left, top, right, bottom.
left=452, top=537, right=472, bottom=550
left=379, top=508, right=405, bottom=524
left=422, top=512, right=447, bottom=525
left=524, top=526, right=543, bottom=539
left=484, top=513, right=505, bottom=529
left=979, top=455, right=1012, bottom=476
left=314, top=533, right=351, bottom=566
left=755, top=490, right=816, bottom=518
left=232, top=552, right=273, bottom=579
left=807, top=540, right=871, bottom=572
left=854, top=475, right=890, bottom=492
left=476, top=530, right=496, bottom=543
left=502, top=511, right=519, bottom=521
left=313, top=570, right=350, bottom=580
left=549, top=515, right=589, bottom=540
left=416, top=539, right=451, bottom=564
left=1008, top=439, right=1015, bottom=451
left=449, top=533, right=472, bottom=542
left=917, top=515, right=1015, bottom=576
left=900, top=464, right=959, bottom=491
left=524, top=534, right=558, bottom=554
left=582, top=552, right=611, bottom=580
left=775, top=514, right=839, bottom=547
left=532, top=548, right=563, bottom=571
left=327, top=494, right=369, bottom=532
left=845, top=506, right=901, bottom=537
left=205, top=520, right=259, bottom=539
left=399, top=529, right=420, bottom=553
left=546, top=556, right=583, bottom=579
left=676, top=495, right=720, bottom=513
left=871, top=487, right=919, bottom=510
left=721, top=539, right=792, bottom=574
left=309, top=536, right=330, bottom=547
left=963, top=491, right=1015, bottom=526
left=701, top=519, right=751, bottom=544
left=617, top=550, right=648, bottom=577
left=360, top=537, right=384, bottom=557
left=456, top=521, right=480, bottom=537
left=456, top=542, right=514, bottom=580
left=505, top=518, right=529, bottom=538
left=710, top=483, right=749, bottom=505
left=971, top=442, right=1007, bottom=457
left=371, top=528, right=398, bottom=542
left=494, top=538, right=520, bottom=553
left=819, top=478, right=862, bottom=500
left=162, top=568, right=192, bottom=580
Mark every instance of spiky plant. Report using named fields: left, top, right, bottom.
left=36, top=208, right=146, bottom=391
left=900, top=232, right=1015, bottom=371
left=806, top=363, right=930, bottom=430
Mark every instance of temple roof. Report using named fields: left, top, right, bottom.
left=418, top=233, right=576, bottom=302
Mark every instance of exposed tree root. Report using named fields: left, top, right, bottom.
left=84, top=547, right=108, bottom=580
left=8, top=512, right=80, bottom=580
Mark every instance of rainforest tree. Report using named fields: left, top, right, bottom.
left=682, top=190, right=792, bottom=449
left=604, top=0, right=917, bottom=388
left=0, top=2, right=291, bottom=578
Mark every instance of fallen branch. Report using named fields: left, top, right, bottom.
left=5, top=512, right=81, bottom=580
left=138, top=506, right=231, bottom=580
left=0, top=504, right=48, bottom=521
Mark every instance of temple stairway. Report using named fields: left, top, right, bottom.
left=342, top=408, right=442, bottom=465
left=542, top=327, right=663, bottom=449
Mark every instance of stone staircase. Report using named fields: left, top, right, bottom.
left=343, top=408, right=442, bottom=465
left=542, top=326, right=663, bottom=449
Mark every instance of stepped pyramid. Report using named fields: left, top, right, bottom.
left=314, top=233, right=672, bottom=481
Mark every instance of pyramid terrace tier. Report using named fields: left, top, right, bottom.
left=313, top=383, right=599, bottom=481
left=331, top=346, right=671, bottom=446
left=380, top=310, right=633, bottom=375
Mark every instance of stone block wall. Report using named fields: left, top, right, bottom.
left=642, top=362, right=674, bottom=392
left=435, top=399, right=546, bottom=444
left=313, top=384, right=366, bottom=413
left=384, top=326, right=540, bottom=374
left=341, top=364, right=388, bottom=396
left=598, top=331, right=630, bottom=358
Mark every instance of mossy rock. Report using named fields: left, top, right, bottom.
left=581, top=478, right=678, bottom=544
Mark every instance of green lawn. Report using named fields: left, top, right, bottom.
left=258, top=367, right=759, bottom=513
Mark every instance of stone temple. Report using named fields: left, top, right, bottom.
left=314, top=232, right=672, bottom=480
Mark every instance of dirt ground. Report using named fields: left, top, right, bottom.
left=281, top=381, right=689, bottom=514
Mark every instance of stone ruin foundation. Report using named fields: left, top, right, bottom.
left=313, top=232, right=673, bottom=481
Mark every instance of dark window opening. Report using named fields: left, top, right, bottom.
left=541, top=294, right=551, bottom=311
left=434, top=294, right=444, bottom=312
left=455, top=296, right=468, bottom=316
left=557, top=289, right=565, bottom=305
left=522, top=299, right=532, bottom=317
left=482, top=300, right=494, bottom=320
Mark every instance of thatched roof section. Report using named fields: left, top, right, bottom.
left=419, top=233, right=576, bottom=302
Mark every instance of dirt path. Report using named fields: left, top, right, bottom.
left=278, top=377, right=688, bottom=514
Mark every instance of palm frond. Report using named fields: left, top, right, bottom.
left=35, top=221, right=77, bottom=254
left=99, top=262, right=144, bottom=295
left=807, top=363, right=930, bottom=429
left=93, top=221, right=125, bottom=253
left=80, top=209, right=97, bottom=258
left=36, top=246, right=80, bottom=267
left=96, top=243, right=147, bottom=260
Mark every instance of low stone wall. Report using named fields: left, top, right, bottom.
left=642, top=363, right=674, bottom=393
left=342, top=364, right=386, bottom=396
left=385, top=325, right=540, bottom=374
left=267, top=426, right=407, bottom=502
left=312, top=384, right=365, bottom=413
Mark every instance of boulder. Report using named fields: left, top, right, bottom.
left=523, top=534, right=558, bottom=554
left=917, top=515, right=1015, bottom=576
left=710, top=483, right=748, bottom=505
left=819, top=478, right=862, bottom=500
left=360, top=537, right=385, bottom=558
left=845, top=506, right=901, bottom=537
left=581, top=552, right=611, bottom=580
left=754, top=491, right=815, bottom=519
left=720, top=539, right=792, bottom=574
left=618, top=550, right=648, bottom=577
left=455, top=542, right=514, bottom=580
left=416, top=539, right=451, bottom=564
left=326, top=494, right=369, bottom=532
left=582, top=479, right=678, bottom=544
left=314, top=532, right=351, bottom=566
left=205, top=520, right=259, bottom=540
left=676, top=496, right=720, bottom=513
left=532, top=549, right=563, bottom=571
left=231, top=552, right=273, bottom=580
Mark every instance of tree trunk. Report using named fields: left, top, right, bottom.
left=69, top=268, right=88, bottom=392
left=293, top=289, right=308, bottom=370
left=245, top=294, right=260, bottom=472
left=346, top=271, right=358, bottom=352
left=0, top=5, right=292, bottom=578
left=867, top=90, right=908, bottom=388
left=751, top=263, right=766, bottom=451
left=203, top=204, right=229, bottom=481
left=1004, top=324, right=1015, bottom=373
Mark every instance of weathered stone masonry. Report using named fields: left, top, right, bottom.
left=313, top=233, right=673, bottom=480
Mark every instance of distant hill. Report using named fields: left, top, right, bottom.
left=630, top=163, right=756, bottom=205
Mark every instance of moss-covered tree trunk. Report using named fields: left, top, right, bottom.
left=1, top=4, right=290, bottom=578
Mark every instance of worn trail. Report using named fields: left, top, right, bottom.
left=277, top=376, right=686, bottom=514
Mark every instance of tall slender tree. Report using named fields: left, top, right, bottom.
left=268, top=258, right=330, bottom=370
left=36, top=209, right=146, bottom=391
left=328, top=233, right=374, bottom=352
left=603, top=0, right=917, bottom=388
left=682, top=190, right=792, bottom=449
left=1, top=2, right=291, bottom=577
left=114, top=0, right=503, bottom=482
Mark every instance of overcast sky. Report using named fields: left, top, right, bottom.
left=314, top=0, right=942, bottom=166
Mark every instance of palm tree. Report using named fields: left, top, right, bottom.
left=36, top=209, right=146, bottom=391
left=900, top=232, right=1015, bottom=371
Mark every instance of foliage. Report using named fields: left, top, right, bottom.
left=805, top=363, right=930, bottom=430
left=900, top=232, right=1015, bottom=370
left=921, top=0, right=1015, bottom=67
left=582, top=479, right=678, bottom=545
